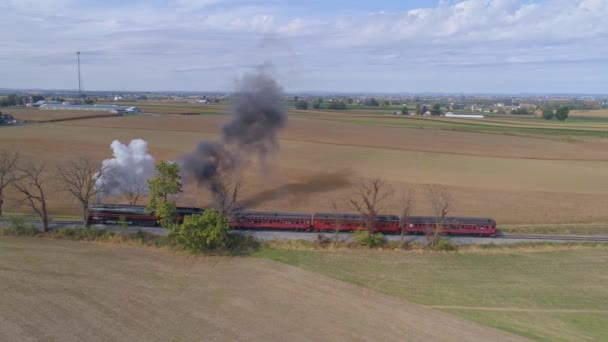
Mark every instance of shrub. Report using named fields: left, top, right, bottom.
left=294, top=100, right=308, bottom=110
left=433, top=239, right=456, bottom=251
left=226, top=234, right=260, bottom=253
left=169, top=210, right=230, bottom=252
left=316, top=234, right=332, bottom=247
left=117, top=216, right=129, bottom=234
left=6, top=216, right=38, bottom=236
left=352, top=230, right=385, bottom=248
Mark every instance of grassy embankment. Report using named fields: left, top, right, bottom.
left=256, top=246, right=608, bottom=341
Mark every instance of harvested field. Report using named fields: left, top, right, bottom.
left=0, top=237, right=525, bottom=342
left=108, top=101, right=225, bottom=115
left=4, top=107, right=117, bottom=122
left=3, top=110, right=608, bottom=224
left=58, top=115, right=608, bottom=160
left=258, top=246, right=608, bottom=341
left=571, top=109, right=608, bottom=118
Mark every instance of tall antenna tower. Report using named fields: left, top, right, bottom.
left=76, top=51, right=82, bottom=95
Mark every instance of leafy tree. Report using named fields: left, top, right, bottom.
left=511, top=108, right=530, bottom=115
left=431, top=104, right=442, bottom=115
left=295, top=100, right=309, bottom=110
left=328, top=100, right=347, bottom=110
left=169, top=210, right=230, bottom=252
left=383, top=100, right=390, bottom=106
left=31, top=95, right=44, bottom=102
left=312, top=101, right=321, bottom=109
left=555, top=106, right=570, bottom=122
left=293, top=96, right=299, bottom=103
left=0, top=94, right=20, bottom=107
left=147, top=161, right=182, bottom=227
left=401, top=106, right=409, bottom=115
left=542, top=108, right=554, bottom=120
left=364, top=98, right=379, bottom=106
left=415, top=104, right=421, bottom=115
left=346, top=98, right=354, bottom=104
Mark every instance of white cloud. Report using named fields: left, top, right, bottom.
left=0, top=0, right=607, bottom=93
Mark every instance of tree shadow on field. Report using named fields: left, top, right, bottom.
left=241, top=171, right=352, bottom=208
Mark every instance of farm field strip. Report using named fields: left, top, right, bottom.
left=0, top=237, right=526, bottom=342
left=319, top=117, right=608, bottom=137
left=321, top=115, right=608, bottom=131
left=6, top=122, right=608, bottom=195
left=3, top=108, right=119, bottom=122
left=257, top=247, right=608, bottom=341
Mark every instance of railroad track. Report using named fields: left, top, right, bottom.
left=496, top=234, right=608, bottom=242
left=2, top=218, right=608, bottom=243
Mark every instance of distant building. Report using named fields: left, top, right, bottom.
left=445, top=112, right=484, bottom=119
left=39, top=104, right=142, bottom=115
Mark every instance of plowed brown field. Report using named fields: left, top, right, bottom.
left=0, top=237, right=527, bottom=342
left=2, top=111, right=608, bottom=224
left=5, top=107, right=117, bottom=122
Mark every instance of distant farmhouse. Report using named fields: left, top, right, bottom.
left=39, top=104, right=142, bottom=115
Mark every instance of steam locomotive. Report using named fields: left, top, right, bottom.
left=87, top=204, right=203, bottom=226
left=88, top=204, right=497, bottom=237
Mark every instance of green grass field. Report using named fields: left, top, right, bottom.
left=256, top=246, right=608, bottom=341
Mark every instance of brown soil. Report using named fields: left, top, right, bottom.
left=6, top=108, right=117, bottom=122
left=58, top=115, right=608, bottom=160
left=0, top=237, right=527, bottom=342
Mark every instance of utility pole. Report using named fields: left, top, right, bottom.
left=76, top=51, right=82, bottom=96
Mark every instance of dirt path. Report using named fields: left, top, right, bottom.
left=0, top=238, right=528, bottom=341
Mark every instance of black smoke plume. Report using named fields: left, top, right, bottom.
left=223, top=72, right=286, bottom=155
left=181, top=70, right=287, bottom=202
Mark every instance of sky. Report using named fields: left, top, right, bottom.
left=0, top=0, right=607, bottom=94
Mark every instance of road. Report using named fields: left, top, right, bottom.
left=2, top=218, right=607, bottom=245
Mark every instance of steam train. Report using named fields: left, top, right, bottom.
left=87, top=204, right=203, bottom=226
left=88, top=204, right=497, bottom=237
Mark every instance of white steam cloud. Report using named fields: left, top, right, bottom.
left=96, top=139, right=156, bottom=198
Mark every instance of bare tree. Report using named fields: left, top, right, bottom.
left=0, top=148, right=20, bottom=216
left=13, top=162, right=51, bottom=232
left=57, top=157, right=105, bottom=225
left=348, top=177, right=392, bottom=232
left=398, top=189, right=416, bottom=249
left=122, top=174, right=149, bottom=205
left=214, top=174, right=241, bottom=219
left=426, top=184, right=454, bottom=246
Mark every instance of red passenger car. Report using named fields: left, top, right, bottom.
left=312, top=213, right=400, bottom=233
left=405, top=216, right=497, bottom=237
left=231, top=211, right=312, bottom=231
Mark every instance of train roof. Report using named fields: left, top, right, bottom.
left=407, top=216, right=496, bottom=224
left=313, top=213, right=400, bottom=221
left=234, top=211, right=311, bottom=219
left=89, top=204, right=203, bottom=213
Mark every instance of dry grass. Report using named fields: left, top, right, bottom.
left=4, top=107, right=117, bottom=122
left=257, top=246, right=608, bottom=341
left=0, top=237, right=524, bottom=342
